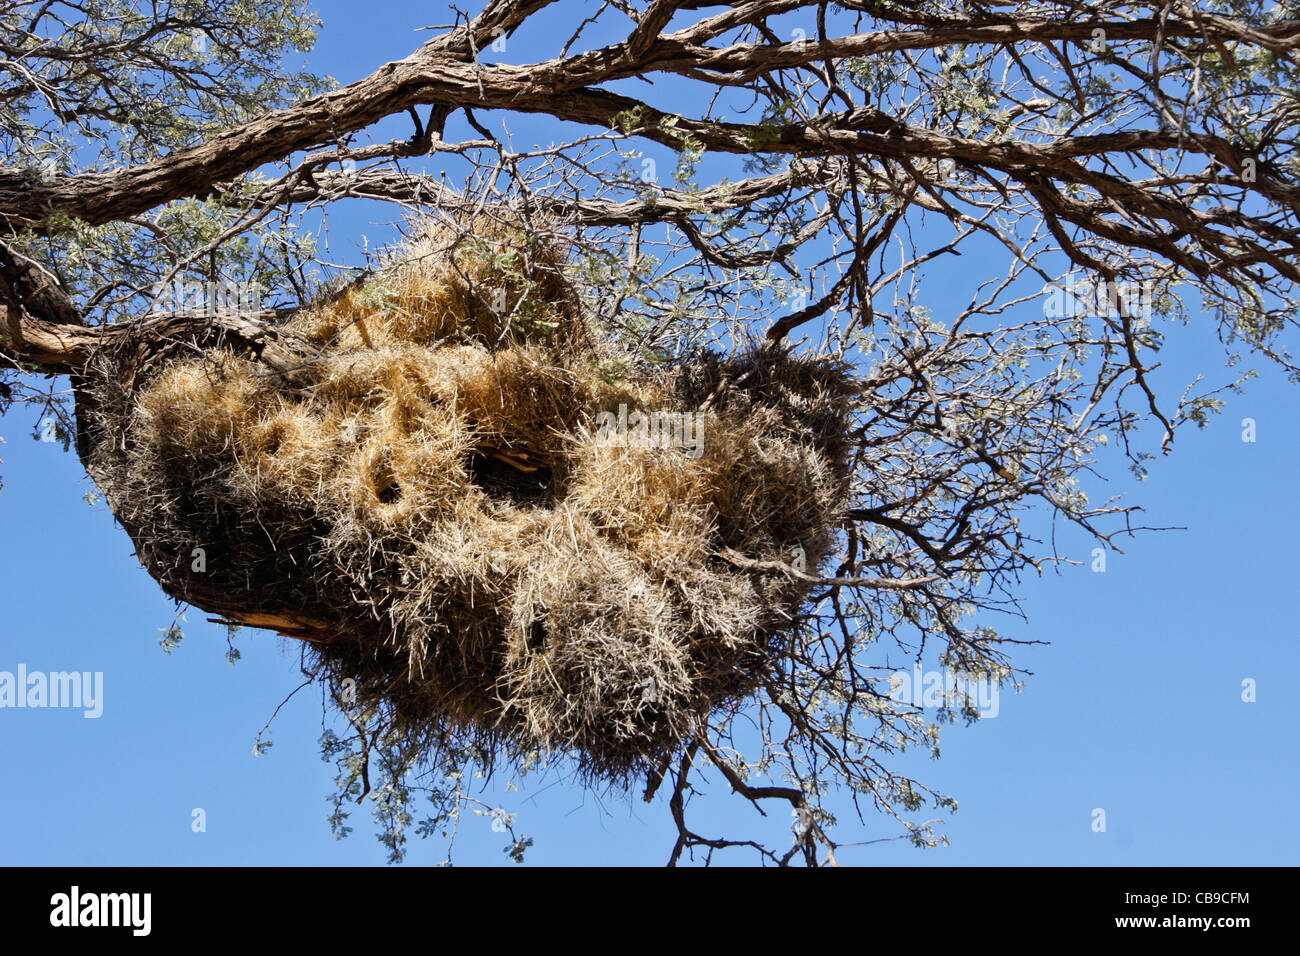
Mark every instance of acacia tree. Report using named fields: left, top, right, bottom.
left=2, top=0, right=1297, bottom=865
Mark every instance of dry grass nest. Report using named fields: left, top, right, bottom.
left=79, top=216, right=858, bottom=783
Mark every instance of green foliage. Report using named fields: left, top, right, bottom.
left=609, top=106, right=649, bottom=135
left=353, top=276, right=400, bottom=312
left=157, top=622, right=185, bottom=654
left=587, top=354, right=634, bottom=384
left=0, top=0, right=326, bottom=168
left=224, top=624, right=243, bottom=665
left=1, top=1, right=330, bottom=327
left=319, top=725, right=532, bottom=865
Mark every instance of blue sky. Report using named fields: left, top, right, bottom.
left=0, top=2, right=1296, bottom=866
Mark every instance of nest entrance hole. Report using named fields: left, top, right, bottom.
left=371, top=459, right=403, bottom=505
left=467, top=451, right=553, bottom=505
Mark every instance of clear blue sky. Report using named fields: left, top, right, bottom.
left=1, top=2, right=1296, bottom=866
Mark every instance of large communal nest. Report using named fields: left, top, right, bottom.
left=77, top=215, right=857, bottom=782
